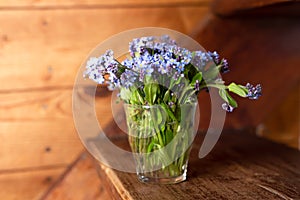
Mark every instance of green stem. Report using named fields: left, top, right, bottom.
left=161, top=103, right=177, bottom=122
left=199, top=83, right=227, bottom=91
left=156, top=130, right=164, bottom=147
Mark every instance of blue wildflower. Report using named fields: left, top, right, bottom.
left=194, top=80, right=201, bottom=92
left=83, top=49, right=122, bottom=87
left=90, top=73, right=105, bottom=84
left=120, top=69, right=137, bottom=88
left=107, top=72, right=120, bottom=90
left=222, top=102, right=234, bottom=112
left=246, top=83, right=262, bottom=100
left=207, top=51, right=220, bottom=65
left=157, top=66, right=169, bottom=74
left=220, top=59, right=229, bottom=73
left=160, top=35, right=176, bottom=45
left=129, top=36, right=154, bottom=55
left=83, top=35, right=261, bottom=117
left=191, top=51, right=210, bottom=70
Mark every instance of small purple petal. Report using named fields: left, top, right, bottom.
left=222, top=102, right=234, bottom=112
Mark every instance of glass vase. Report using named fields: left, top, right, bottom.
left=124, top=103, right=197, bottom=184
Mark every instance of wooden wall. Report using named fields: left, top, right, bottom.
left=1, top=0, right=299, bottom=199
left=193, top=0, right=300, bottom=149
left=0, top=0, right=211, bottom=199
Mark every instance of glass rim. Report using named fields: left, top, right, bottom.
left=123, top=102, right=198, bottom=108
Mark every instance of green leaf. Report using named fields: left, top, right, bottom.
left=129, top=88, right=144, bottom=104
left=178, top=86, right=195, bottom=104
left=165, top=129, right=173, bottom=144
left=219, top=89, right=238, bottom=108
left=150, top=106, right=165, bottom=132
left=119, top=88, right=131, bottom=102
left=147, top=140, right=155, bottom=153
left=203, top=65, right=219, bottom=80
left=130, top=90, right=139, bottom=104
left=161, top=102, right=177, bottom=122
left=228, top=82, right=248, bottom=97
left=163, top=90, right=171, bottom=103
left=191, top=72, right=202, bottom=85
left=144, top=83, right=160, bottom=104
left=136, top=89, right=145, bottom=103
left=227, top=94, right=237, bottom=108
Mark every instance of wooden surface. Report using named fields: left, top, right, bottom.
left=257, top=83, right=300, bottom=148
left=42, top=152, right=110, bottom=200
left=211, top=0, right=300, bottom=16
left=0, top=0, right=211, bottom=199
left=193, top=4, right=300, bottom=147
left=0, top=7, right=208, bottom=90
left=1, top=0, right=299, bottom=199
left=0, top=167, right=64, bottom=200
left=64, top=130, right=300, bottom=199
left=0, top=0, right=211, bottom=7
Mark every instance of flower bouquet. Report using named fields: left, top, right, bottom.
left=84, top=35, right=261, bottom=184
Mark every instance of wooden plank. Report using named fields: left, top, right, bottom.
left=0, top=88, right=73, bottom=120
left=0, top=87, right=120, bottom=170
left=96, top=130, right=300, bottom=199
left=257, top=82, right=299, bottom=149
left=0, top=87, right=112, bottom=121
left=0, top=167, right=65, bottom=200
left=0, top=7, right=209, bottom=90
left=0, top=120, right=83, bottom=170
left=0, top=0, right=211, bottom=7
left=192, top=14, right=300, bottom=130
left=211, top=0, right=294, bottom=16
left=42, top=152, right=110, bottom=200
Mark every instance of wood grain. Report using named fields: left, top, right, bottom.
left=42, top=152, right=110, bottom=200
left=0, top=88, right=72, bottom=120
left=96, top=130, right=300, bottom=199
left=0, top=167, right=65, bottom=200
left=257, top=82, right=299, bottom=149
left=0, top=87, right=121, bottom=170
left=0, top=0, right=211, bottom=8
left=0, top=87, right=113, bottom=122
left=193, top=13, right=300, bottom=130
left=0, top=7, right=209, bottom=90
left=0, top=120, right=83, bottom=170
left=0, top=1, right=212, bottom=200
left=1, top=0, right=298, bottom=199
left=211, top=0, right=296, bottom=16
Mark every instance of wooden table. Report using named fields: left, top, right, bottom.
left=44, top=130, right=300, bottom=200
left=98, top=130, right=300, bottom=199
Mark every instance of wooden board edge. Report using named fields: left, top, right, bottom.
left=39, top=150, right=86, bottom=199
left=97, top=162, right=133, bottom=200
